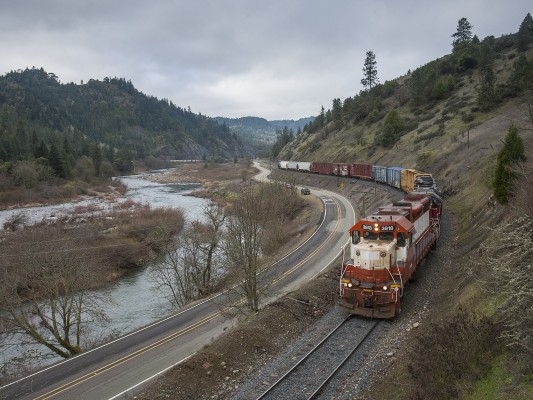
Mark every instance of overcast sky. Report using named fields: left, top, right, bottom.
left=1, top=1, right=531, bottom=120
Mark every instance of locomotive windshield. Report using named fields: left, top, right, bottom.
left=352, top=230, right=360, bottom=244
left=363, top=231, right=378, bottom=240
left=379, top=232, right=394, bottom=241
left=362, top=231, right=394, bottom=241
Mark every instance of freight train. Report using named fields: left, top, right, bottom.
left=277, top=160, right=442, bottom=318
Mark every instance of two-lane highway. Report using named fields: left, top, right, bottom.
left=0, top=165, right=355, bottom=400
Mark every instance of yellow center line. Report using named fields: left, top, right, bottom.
left=33, top=305, right=234, bottom=400
left=270, top=197, right=341, bottom=285
left=34, top=196, right=342, bottom=400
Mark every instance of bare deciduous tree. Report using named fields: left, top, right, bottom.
left=151, top=202, right=226, bottom=308
left=150, top=239, right=197, bottom=308
left=224, top=182, right=268, bottom=312
left=0, top=227, right=111, bottom=359
left=223, top=181, right=303, bottom=312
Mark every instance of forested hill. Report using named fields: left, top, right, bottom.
left=214, top=116, right=314, bottom=145
left=0, top=68, right=253, bottom=171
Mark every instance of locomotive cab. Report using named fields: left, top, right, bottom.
left=340, top=214, right=415, bottom=318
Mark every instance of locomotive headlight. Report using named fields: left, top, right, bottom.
left=348, top=282, right=353, bottom=288
left=382, top=285, right=388, bottom=291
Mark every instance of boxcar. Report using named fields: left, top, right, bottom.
left=349, top=164, right=373, bottom=180
left=311, top=162, right=335, bottom=175
left=372, top=165, right=388, bottom=183
left=387, top=167, right=403, bottom=189
left=333, top=163, right=351, bottom=176
left=278, top=161, right=288, bottom=169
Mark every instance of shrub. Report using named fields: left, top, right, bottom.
left=407, top=309, right=502, bottom=399
left=492, top=125, right=526, bottom=204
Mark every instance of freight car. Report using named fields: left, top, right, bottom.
left=277, top=159, right=441, bottom=318
left=339, top=191, right=442, bottom=318
left=401, top=168, right=436, bottom=192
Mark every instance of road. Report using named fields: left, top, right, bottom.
left=0, top=164, right=355, bottom=400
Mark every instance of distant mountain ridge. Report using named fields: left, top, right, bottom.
left=213, top=116, right=314, bottom=144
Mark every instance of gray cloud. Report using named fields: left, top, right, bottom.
left=1, top=0, right=531, bottom=119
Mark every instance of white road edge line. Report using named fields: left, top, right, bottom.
left=0, top=167, right=330, bottom=391
left=107, top=354, right=194, bottom=400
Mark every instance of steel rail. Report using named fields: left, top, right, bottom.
left=256, top=316, right=379, bottom=400
left=307, top=320, right=379, bottom=399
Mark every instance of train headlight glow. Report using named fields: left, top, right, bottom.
left=348, top=282, right=353, bottom=288
left=383, top=285, right=388, bottom=291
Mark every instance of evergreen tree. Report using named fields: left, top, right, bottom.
left=380, top=109, right=404, bottom=147
left=478, top=65, right=497, bottom=110
left=48, top=143, right=67, bottom=178
left=452, top=17, right=473, bottom=49
left=332, top=98, right=342, bottom=124
left=493, top=125, right=527, bottom=204
left=90, top=143, right=102, bottom=176
left=517, top=13, right=533, bottom=52
left=34, top=140, right=48, bottom=159
left=114, top=148, right=133, bottom=173
left=361, top=51, right=379, bottom=90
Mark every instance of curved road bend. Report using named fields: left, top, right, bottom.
left=0, top=165, right=355, bottom=400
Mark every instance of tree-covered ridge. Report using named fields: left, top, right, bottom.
left=288, top=14, right=533, bottom=158
left=0, top=68, right=251, bottom=175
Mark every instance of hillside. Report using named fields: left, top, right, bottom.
left=0, top=68, right=253, bottom=166
left=213, top=115, right=313, bottom=150
left=274, top=16, right=533, bottom=399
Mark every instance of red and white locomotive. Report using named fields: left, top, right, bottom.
left=340, top=189, right=442, bottom=318
left=277, top=159, right=442, bottom=318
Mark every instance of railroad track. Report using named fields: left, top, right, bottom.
left=254, top=316, right=379, bottom=400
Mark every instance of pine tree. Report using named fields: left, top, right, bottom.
left=517, top=13, right=533, bottom=52
left=478, top=65, right=496, bottom=110
left=361, top=51, right=379, bottom=90
left=48, top=143, right=67, bottom=178
left=493, top=125, right=527, bottom=204
left=452, top=18, right=473, bottom=49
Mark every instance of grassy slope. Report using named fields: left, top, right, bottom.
left=281, top=46, right=533, bottom=398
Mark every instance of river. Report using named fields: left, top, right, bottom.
left=0, top=170, right=210, bottom=370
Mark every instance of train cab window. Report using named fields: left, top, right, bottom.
left=363, top=231, right=378, bottom=240
left=397, top=232, right=406, bottom=247
left=352, top=230, right=360, bottom=244
left=379, top=232, right=394, bottom=241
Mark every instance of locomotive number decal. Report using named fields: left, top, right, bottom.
left=362, top=224, right=373, bottom=230
left=380, top=225, right=395, bottom=231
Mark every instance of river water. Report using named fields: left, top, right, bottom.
left=0, top=170, right=210, bottom=369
